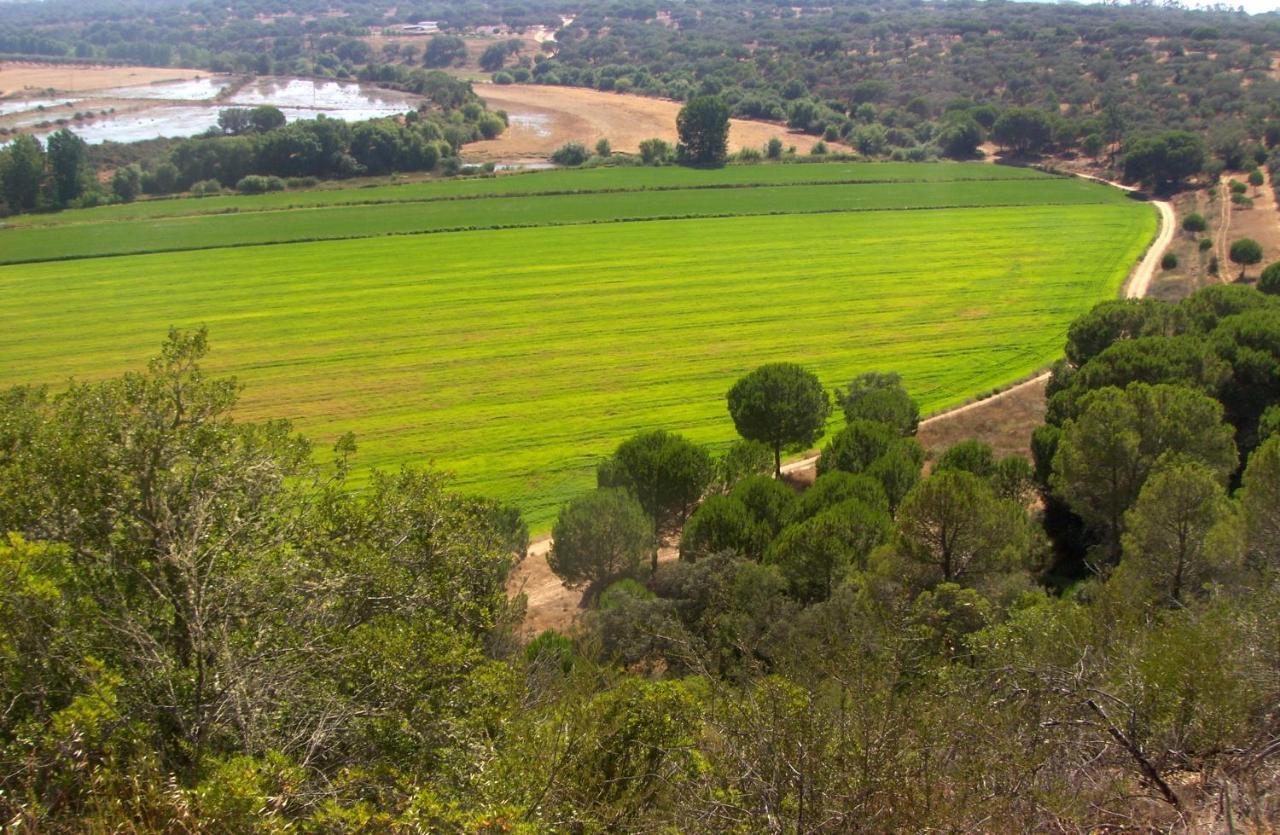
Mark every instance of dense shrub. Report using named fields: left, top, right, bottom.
left=551, top=142, right=590, bottom=166
left=1260, top=261, right=1280, bottom=295
left=190, top=179, right=223, bottom=197
left=236, top=175, right=286, bottom=194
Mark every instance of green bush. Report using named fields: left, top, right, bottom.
left=492, top=71, right=514, bottom=85
left=236, top=175, right=285, bottom=195
left=478, top=113, right=506, bottom=140
left=1199, top=238, right=1213, bottom=252
left=1248, top=169, right=1264, bottom=187
left=551, top=142, right=590, bottom=166
left=1161, top=251, right=1178, bottom=270
left=598, top=578, right=655, bottom=611
left=1230, top=179, right=1248, bottom=195
left=1259, top=261, right=1280, bottom=295
left=1181, top=212, right=1207, bottom=233
left=638, top=137, right=671, bottom=165
left=190, top=179, right=223, bottom=197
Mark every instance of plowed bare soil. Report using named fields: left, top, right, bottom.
left=470, top=83, right=842, bottom=160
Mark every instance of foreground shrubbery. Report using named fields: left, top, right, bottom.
left=3, top=285, right=1280, bottom=829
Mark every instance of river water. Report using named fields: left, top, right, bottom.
left=2, top=76, right=422, bottom=145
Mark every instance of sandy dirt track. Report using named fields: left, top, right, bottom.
left=0, top=62, right=207, bottom=96
left=506, top=172, right=1173, bottom=638
left=469, top=83, right=843, bottom=161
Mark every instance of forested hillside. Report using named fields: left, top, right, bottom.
left=5, top=0, right=1279, bottom=158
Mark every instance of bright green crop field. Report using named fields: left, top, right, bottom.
left=0, top=162, right=1156, bottom=529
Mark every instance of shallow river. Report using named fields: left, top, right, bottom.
left=3, top=76, right=422, bottom=145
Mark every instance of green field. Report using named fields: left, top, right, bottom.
left=10, top=160, right=1049, bottom=228
left=0, top=162, right=1156, bottom=529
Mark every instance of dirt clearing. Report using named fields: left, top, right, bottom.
left=1221, top=168, right=1280, bottom=273
left=469, top=83, right=843, bottom=160
left=0, top=62, right=207, bottom=96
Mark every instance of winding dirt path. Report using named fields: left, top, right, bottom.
left=507, top=173, right=1174, bottom=637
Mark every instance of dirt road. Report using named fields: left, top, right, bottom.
left=506, top=172, right=1173, bottom=638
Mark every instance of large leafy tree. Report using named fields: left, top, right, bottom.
left=835, top=371, right=920, bottom=435
left=727, top=363, right=831, bottom=476
left=45, top=128, right=87, bottom=207
left=1229, top=238, right=1264, bottom=280
left=895, top=470, right=1031, bottom=584
left=1241, top=436, right=1280, bottom=564
left=1120, top=460, right=1243, bottom=605
left=766, top=499, right=891, bottom=603
left=1051, top=383, right=1237, bottom=562
left=1063, top=298, right=1174, bottom=367
left=598, top=429, right=712, bottom=546
left=1121, top=130, right=1206, bottom=190
left=991, top=107, right=1054, bottom=155
left=549, top=488, right=653, bottom=595
left=0, top=134, right=45, bottom=211
left=676, top=95, right=730, bottom=165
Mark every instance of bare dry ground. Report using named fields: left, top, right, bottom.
left=0, top=62, right=206, bottom=96
left=507, top=541, right=680, bottom=638
left=1153, top=168, right=1280, bottom=300
left=469, top=83, right=842, bottom=160
left=916, top=376, right=1048, bottom=461
left=1221, top=167, right=1280, bottom=273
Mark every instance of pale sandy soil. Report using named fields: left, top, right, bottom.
left=0, top=62, right=206, bottom=96
left=507, top=541, right=679, bottom=638
left=507, top=172, right=1170, bottom=639
left=1219, top=168, right=1280, bottom=277
left=469, top=83, right=844, bottom=160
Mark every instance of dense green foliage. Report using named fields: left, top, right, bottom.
left=676, top=95, right=731, bottom=165
left=4, top=0, right=1278, bottom=196
left=1041, top=287, right=1280, bottom=571
left=3, top=266, right=1280, bottom=831
left=727, top=362, right=831, bottom=475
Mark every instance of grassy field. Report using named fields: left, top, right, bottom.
left=12, top=160, right=1050, bottom=228
left=0, top=163, right=1156, bottom=530
left=0, top=177, right=1132, bottom=264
